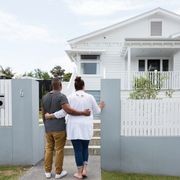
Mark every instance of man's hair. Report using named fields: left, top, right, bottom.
left=51, top=77, right=62, bottom=90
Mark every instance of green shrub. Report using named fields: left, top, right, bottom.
left=129, top=73, right=165, bottom=99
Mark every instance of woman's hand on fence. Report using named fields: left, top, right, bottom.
left=99, top=101, right=105, bottom=110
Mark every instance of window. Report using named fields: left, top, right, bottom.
left=81, top=63, right=98, bottom=74
left=162, top=59, right=169, bottom=71
left=148, top=59, right=160, bottom=71
left=81, top=55, right=100, bottom=60
left=150, top=21, right=162, bottom=36
left=80, top=54, right=100, bottom=75
left=138, top=59, right=169, bottom=72
left=138, top=60, right=145, bottom=71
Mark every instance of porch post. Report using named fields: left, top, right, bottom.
left=127, top=47, right=131, bottom=90
left=76, top=53, right=80, bottom=74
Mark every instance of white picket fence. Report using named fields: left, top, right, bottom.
left=121, top=99, right=180, bottom=136
left=105, top=71, right=180, bottom=90
left=0, top=80, right=12, bottom=126
left=130, top=71, right=180, bottom=90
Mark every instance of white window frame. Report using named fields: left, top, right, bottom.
left=137, top=57, right=170, bottom=72
left=79, top=55, right=101, bottom=75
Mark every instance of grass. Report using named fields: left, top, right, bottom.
left=0, top=166, right=28, bottom=180
left=102, top=171, right=180, bottom=180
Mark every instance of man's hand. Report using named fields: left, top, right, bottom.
left=82, top=109, right=91, bottom=116
left=62, top=103, right=90, bottom=116
left=45, top=113, right=55, bottom=120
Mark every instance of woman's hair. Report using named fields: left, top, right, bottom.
left=74, top=76, right=84, bottom=91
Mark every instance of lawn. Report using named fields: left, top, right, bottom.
left=0, top=166, right=28, bottom=180
left=102, top=171, right=180, bottom=180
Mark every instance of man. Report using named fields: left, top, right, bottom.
left=42, top=77, right=90, bottom=179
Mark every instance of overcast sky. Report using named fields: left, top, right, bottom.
left=0, top=0, right=180, bottom=75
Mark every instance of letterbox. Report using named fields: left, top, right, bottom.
left=0, top=95, right=5, bottom=109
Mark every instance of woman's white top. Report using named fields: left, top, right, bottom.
left=54, top=90, right=101, bottom=140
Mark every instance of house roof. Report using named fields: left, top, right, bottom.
left=68, top=7, right=180, bottom=45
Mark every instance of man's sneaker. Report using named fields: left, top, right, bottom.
left=45, top=172, right=51, bottom=179
left=55, top=170, right=68, bottom=179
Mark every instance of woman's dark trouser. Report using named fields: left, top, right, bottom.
left=71, top=139, right=90, bottom=167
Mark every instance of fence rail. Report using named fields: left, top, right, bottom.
left=105, top=71, right=180, bottom=90
left=121, top=99, right=180, bottom=136
left=131, top=71, right=180, bottom=90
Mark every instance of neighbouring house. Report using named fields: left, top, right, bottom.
left=65, top=7, right=180, bottom=99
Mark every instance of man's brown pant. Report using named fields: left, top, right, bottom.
left=44, top=131, right=66, bottom=174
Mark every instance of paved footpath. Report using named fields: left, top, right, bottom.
left=20, top=156, right=101, bottom=180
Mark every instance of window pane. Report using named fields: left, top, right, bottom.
left=163, top=60, right=169, bottom=71
left=151, top=21, right=162, bottom=36
left=138, top=60, right=145, bottom=71
left=81, top=63, right=97, bottom=74
left=148, top=59, right=160, bottom=71
left=81, top=55, right=100, bottom=60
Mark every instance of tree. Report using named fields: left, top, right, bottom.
left=50, top=66, right=65, bottom=79
left=23, top=71, right=34, bottom=77
left=34, top=68, right=43, bottom=79
left=23, top=69, right=52, bottom=80
left=0, top=66, right=15, bottom=79
left=41, top=72, right=51, bottom=80
left=63, top=73, right=72, bottom=82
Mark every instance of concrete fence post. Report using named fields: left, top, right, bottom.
left=0, top=79, right=44, bottom=165
left=101, top=79, right=121, bottom=171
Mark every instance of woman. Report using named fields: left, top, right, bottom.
left=45, top=76, right=104, bottom=179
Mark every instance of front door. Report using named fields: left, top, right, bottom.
left=147, top=59, right=160, bottom=71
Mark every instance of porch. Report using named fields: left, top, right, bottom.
left=121, top=38, right=180, bottom=90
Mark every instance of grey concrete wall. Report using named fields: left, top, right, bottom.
left=0, top=127, right=13, bottom=164
left=38, top=125, right=45, bottom=161
left=101, top=79, right=180, bottom=176
left=0, top=79, right=44, bottom=165
left=119, top=137, right=180, bottom=176
left=31, top=80, right=43, bottom=165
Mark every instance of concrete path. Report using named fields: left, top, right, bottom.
left=20, top=156, right=101, bottom=180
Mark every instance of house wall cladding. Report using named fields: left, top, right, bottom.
left=102, top=52, right=124, bottom=78
left=75, top=13, right=180, bottom=45
left=173, top=51, right=180, bottom=71
left=101, top=79, right=180, bottom=176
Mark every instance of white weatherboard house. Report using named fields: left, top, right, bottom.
left=66, top=8, right=180, bottom=99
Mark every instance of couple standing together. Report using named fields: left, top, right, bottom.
left=42, top=76, right=105, bottom=179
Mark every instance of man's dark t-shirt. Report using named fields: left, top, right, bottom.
left=42, top=91, right=68, bottom=133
